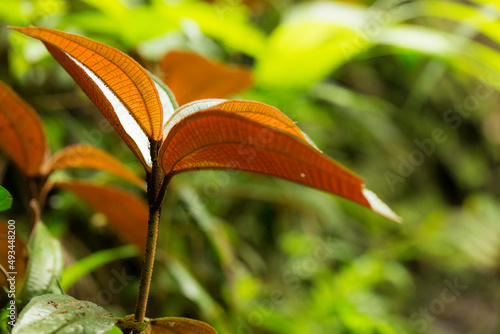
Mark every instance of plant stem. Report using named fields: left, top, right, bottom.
left=133, top=141, right=170, bottom=330
left=133, top=207, right=160, bottom=326
left=27, top=175, right=45, bottom=225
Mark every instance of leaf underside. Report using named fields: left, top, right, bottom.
left=45, top=144, right=145, bottom=190
left=150, top=317, right=218, bottom=334
left=7, top=27, right=399, bottom=222
left=160, top=109, right=400, bottom=222
left=160, top=50, right=252, bottom=106
left=9, top=26, right=168, bottom=169
left=0, top=80, right=48, bottom=176
left=54, top=181, right=149, bottom=251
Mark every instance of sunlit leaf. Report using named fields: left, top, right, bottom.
left=159, top=50, right=252, bottom=106
left=0, top=222, right=28, bottom=290
left=159, top=108, right=400, bottom=222
left=375, top=25, right=500, bottom=85
left=377, top=26, right=460, bottom=57
left=54, top=181, right=148, bottom=251
left=254, top=2, right=366, bottom=89
left=18, top=222, right=64, bottom=306
left=63, top=0, right=266, bottom=54
left=78, top=0, right=129, bottom=18
left=0, top=80, right=48, bottom=176
left=150, top=317, right=217, bottom=334
left=397, top=0, right=500, bottom=46
left=44, top=144, right=145, bottom=190
left=9, top=26, right=171, bottom=169
left=12, top=294, right=116, bottom=334
left=254, top=0, right=500, bottom=91
left=154, top=1, right=266, bottom=57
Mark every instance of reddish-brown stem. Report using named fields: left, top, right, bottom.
left=132, top=140, right=170, bottom=331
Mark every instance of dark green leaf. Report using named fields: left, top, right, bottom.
left=13, top=294, right=116, bottom=334
left=18, top=222, right=64, bottom=306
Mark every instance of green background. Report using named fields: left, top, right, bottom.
left=1, top=0, right=499, bottom=333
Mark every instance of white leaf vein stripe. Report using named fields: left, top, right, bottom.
left=163, top=99, right=227, bottom=138
left=153, top=80, right=176, bottom=129
left=67, top=53, right=152, bottom=167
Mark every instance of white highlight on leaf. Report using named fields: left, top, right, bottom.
left=362, top=187, right=402, bottom=223
left=163, top=99, right=227, bottom=138
left=151, top=75, right=177, bottom=128
left=154, top=81, right=176, bottom=127
left=67, top=54, right=152, bottom=166
left=300, top=130, right=322, bottom=152
left=300, top=173, right=306, bottom=178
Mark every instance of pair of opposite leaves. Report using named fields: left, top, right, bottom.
left=0, top=51, right=250, bottom=252
left=6, top=27, right=400, bottom=226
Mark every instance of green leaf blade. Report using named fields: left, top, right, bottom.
left=18, top=222, right=64, bottom=306
left=0, top=186, right=13, bottom=211
left=13, top=294, right=116, bottom=334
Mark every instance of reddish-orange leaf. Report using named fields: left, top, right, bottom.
left=0, top=80, right=48, bottom=176
left=0, top=222, right=29, bottom=290
left=163, top=99, right=316, bottom=147
left=150, top=317, right=217, bottom=334
left=9, top=26, right=172, bottom=169
left=160, top=51, right=252, bottom=106
left=159, top=110, right=400, bottom=222
left=54, top=181, right=148, bottom=251
left=203, top=100, right=309, bottom=141
left=43, top=144, right=145, bottom=190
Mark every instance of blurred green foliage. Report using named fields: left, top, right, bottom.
left=1, top=0, right=500, bottom=333
left=0, top=186, right=13, bottom=211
